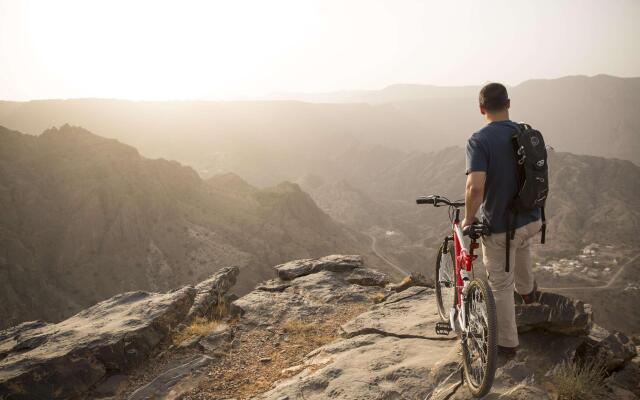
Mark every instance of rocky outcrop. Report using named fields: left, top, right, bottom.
left=575, top=324, right=637, bottom=371
left=516, top=292, right=592, bottom=335
left=2, top=255, right=638, bottom=400
left=273, top=254, right=364, bottom=280
left=234, top=256, right=388, bottom=328
left=0, top=268, right=237, bottom=400
left=251, top=259, right=637, bottom=400
left=183, top=266, right=239, bottom=324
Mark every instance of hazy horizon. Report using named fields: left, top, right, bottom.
left=2, top=0, right=639, bottom=101
left=0, top=73, right=637, bottom=103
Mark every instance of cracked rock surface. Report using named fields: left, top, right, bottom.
left=0, top=267, right=238, bottom=400
left=255, top=271, right=638, bottom=400
left=2, top=255, right=639, bottom=400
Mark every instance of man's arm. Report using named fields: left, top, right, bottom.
left=462, top=171, right=486, bottom=227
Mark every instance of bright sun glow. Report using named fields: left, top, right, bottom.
left=1, top=0, right=639, bottom=100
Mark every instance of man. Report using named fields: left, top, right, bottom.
left=462, top=82, right=542, bottom=356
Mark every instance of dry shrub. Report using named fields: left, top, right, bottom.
left=173, top=317, right=220, bottom=345
left=211, top=294, right=228, bottom=319
left=369, top=292, right=386, bottom=303
left=283, top=319, right=335, bottom=347
left=551, top=360, right=606, bottom=400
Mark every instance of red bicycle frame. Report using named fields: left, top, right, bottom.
left=451, top=209, right=479, bottom=305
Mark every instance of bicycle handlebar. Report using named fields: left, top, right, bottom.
left=416, top=195, right=464, bottom=208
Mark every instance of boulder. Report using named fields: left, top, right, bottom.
left=575, top=324, right=637, bottom=371
left=606, top=359, right=640, bottom=397
left=183, top=266, right=239, bottom=323
left=274, top=255, right=363, bottom=280
left=235, top=267, right=383, bottom=327
left=344, top=267, right=390, bottom=287
left=0, top=287, right=196, bottom=400
left=516, top=292, right=592, bottom=335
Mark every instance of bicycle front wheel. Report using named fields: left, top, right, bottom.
left=435, top=241, right=456, bottom=321
left=462, top=278, right=497, bottom=398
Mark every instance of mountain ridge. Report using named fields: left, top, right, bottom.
left=1, top=75, right=638, bottom=168
left=0, top=124, right=386, bottom=329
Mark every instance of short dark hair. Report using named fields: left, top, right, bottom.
left=479, top=83, right=509, bottom=112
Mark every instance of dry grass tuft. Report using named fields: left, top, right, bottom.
left=283, top=319, right=334, bottom=347
left=551, top=360, right=607, bottom=400
left=173, top=317, right=220, bottom=345
left=211, top=293, right=229, bottom=319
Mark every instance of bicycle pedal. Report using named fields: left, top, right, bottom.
left=435, top=322, right=452, bottom=335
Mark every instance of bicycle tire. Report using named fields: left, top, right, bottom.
left=461, top=278, right=497, bottom=398
left=435, top=241, right=456, bottom=321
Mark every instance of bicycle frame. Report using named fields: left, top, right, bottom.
left=451, top=208, right=479, bottom=308
left=420, top=196, right=497, bottom=397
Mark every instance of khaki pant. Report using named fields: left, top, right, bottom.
left=481, top=219, right=542, bottom=347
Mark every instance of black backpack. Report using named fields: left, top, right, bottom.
left=505, top=122, right=549, bottom=272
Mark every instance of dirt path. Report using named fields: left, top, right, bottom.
left=540, top=254, right=640, bottom=291
left=367, top=233, right=410, bottom=276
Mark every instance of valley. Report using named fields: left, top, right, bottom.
left=0, top=75, right=638, bottom=336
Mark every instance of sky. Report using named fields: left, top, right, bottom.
left=1, top=0, right=639, bottom=101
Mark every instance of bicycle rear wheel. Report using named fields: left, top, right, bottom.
left=435, top=241, right=456, bottom=321
left=462, top=278, right=497, bottom=398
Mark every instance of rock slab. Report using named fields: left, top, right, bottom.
left=0, top=267, right=238, bottom=400
left=0, top=287, right=195, bottom=400
left=274, top=254, right=363, bottom=280
left=516, top=292, right=592, bottom=335
left=128, top=355, right=214, bottom=400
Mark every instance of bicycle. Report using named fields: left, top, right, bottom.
left=416, top=194, right=497, bottom=398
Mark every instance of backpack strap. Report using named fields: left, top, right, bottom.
left=506, top=123, right=524, bottom=274
left=540, top=206, right=546, bottom=244
left=505, top=212, right=511, bottom=273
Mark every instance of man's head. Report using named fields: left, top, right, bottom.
left=479, top=82, right=510, bottom=120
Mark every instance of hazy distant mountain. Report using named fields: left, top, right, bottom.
left=296, top=176, right=388, bottom=230
left=294, top=143, right=640, bottom=272
left=267, top=83, right=478, bottom=103
left=0, top=75, right=638, bottom=176
left=0, top=125, right=382, bottom=329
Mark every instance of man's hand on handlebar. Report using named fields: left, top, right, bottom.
left=461, top=216, right=478, bottom=228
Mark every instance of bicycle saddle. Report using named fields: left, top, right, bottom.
left=462, top=223, right=491, bottom=239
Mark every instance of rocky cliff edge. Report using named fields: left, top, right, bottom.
left=0, top=256, right=638, bottom=400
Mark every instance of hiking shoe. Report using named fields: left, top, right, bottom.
left=516, top=281, right=539, bottom=305
left=497, top=345, right=518, bottom=359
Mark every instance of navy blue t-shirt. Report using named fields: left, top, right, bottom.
left=465, top=120, right=540, bottom=233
